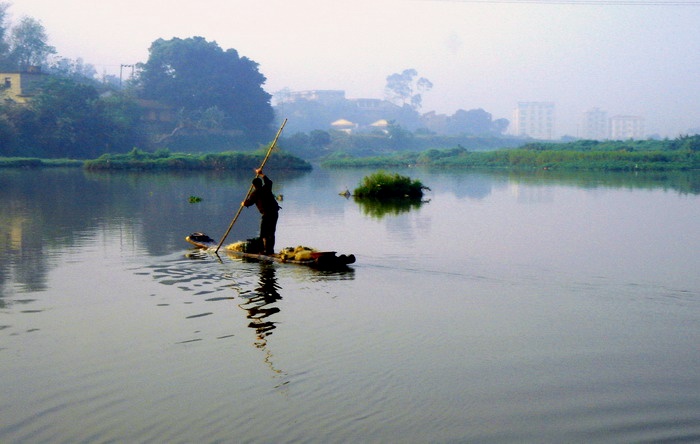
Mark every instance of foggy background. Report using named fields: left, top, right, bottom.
left=10, top=0, right=700, bottom=138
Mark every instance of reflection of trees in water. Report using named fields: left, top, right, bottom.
left=450, top=172, right=499, bottom=199
left=354, top=197, right=427, bottom=218
left=4, top=168, right=698, bottom=299
left=0, top=170, right=76, bottom=299
left=441, top=169, right=700, bottom=199
left=505, top=170, right=700, bottom=194
left=238, top=263, right=285, bottom=375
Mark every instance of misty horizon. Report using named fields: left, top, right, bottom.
left=8, top=0, right=700, bottom=138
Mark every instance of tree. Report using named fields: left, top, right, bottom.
left=448, top=109, right=493, bottom=135
left=0, top=104, right=21, bottom=155
left=7, top=16, right=55, bottom=69
left=309, top=129, right=331, bottom=147
left=386, top=121, right=414, bottom=149
left=96, top=93, right=147, bottom=153
left=445, top=109, right=511, bottom=136
left=492, top=118, right=510, bottom=135
left=30, top=77, right=102, bottom=157
left=384, top=69, right=433, bottom=111
left=671, top=134, right=700, bottom=152
left=49, top=57, right=98, bottom=82
left=136, top=36, right=274, bottom=142
left=15, top=78, right=144, bottom=158
left=0, top=2, right=11, bottom=68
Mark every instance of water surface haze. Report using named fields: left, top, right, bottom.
left=1, top=167, right=699, bottom=443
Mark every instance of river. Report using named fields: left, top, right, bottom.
left=1, top=167, right=699, bottom=443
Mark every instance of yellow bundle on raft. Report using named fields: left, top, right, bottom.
left=279, top=245, right=318, bottom=261
left=225, top=241, right=250, bottom=252
left=224, top=237, right=264, bottom=253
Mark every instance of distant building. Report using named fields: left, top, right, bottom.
left=274, top=88, right=407, bottom=133
left=0, top=66, right=49, bottom=103
left=513, top=102, right=555, bottom=140
left=609, top=115, right=645, bottom=140
left=370, top=119, right=390, bottom=134
left=349, top=98, right=386, bottom=110
left=331, top=118, right=356, bottom=134
left=275, top=89, right=346, bottom=106
left=420, top=111, right=449, bottom=134
left=580, top=107, right=608, bottom=140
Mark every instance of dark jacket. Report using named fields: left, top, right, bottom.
left=244, top=176, right=279, bottom=215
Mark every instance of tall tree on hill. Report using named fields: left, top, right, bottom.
left=384, top=69, right=433, bottom=111
left=136, top=36, right=274, bottom=142
left=7, top=16, right=55, bottom=69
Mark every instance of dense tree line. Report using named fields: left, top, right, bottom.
left=0, top=2, right=276, bottom=158
left=0, top=0, right=508, bottom=161
left=0, top=2, right=143, bottom=158
left=0, top=77, right=145, bottom=158
left=135, top=37, right=275, bottom=143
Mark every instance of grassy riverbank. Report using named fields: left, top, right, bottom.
left=0, top=149, right=312, bottom=171
left=84, top=148, right=311, bottom=171
left=3, top=136, right=699, bottom=172
left=322, top=137, right=700, bottom=171
left=0, top=158, right=83, bottom=168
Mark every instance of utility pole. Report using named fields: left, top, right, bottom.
left=119, top=64, right=134, bottom=88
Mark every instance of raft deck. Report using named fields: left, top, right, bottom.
left=185, top=233, right=355, bottom=270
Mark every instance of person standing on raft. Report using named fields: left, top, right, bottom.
left=242, top=168, right=280, bottom=255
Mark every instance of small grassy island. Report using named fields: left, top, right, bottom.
left=353, top=170, right=428, bottom=200
left=350, top=171, right=429, bottom=218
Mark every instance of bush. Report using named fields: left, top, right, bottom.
left=353, top=170, right=427, bottom=199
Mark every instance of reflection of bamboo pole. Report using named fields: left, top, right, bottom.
left=215, top=119, right=287, bottom=253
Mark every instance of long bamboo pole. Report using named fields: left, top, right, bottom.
left=214, top=119, right=287, bottom=253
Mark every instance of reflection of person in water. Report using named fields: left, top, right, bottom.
left=238, top=264, right=286, bottom=377
left=239, top=264, right=282, bottom=344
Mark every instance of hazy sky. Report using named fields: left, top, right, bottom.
left=8, top=0, right=700, bottom=137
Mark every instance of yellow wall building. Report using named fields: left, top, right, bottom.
left=1, top=69, right=49, bottom=103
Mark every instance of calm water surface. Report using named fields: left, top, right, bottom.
left=1, top=167, right=699, bottom=443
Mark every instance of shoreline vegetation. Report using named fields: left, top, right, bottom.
left=0, top=148, right=312, bottom=171
left=1, top=136, right=699, bottom=172
left=0, top=158, right=84, bottom=168
left=83, top=148, right=312, bottom=171
left=322, top=137, right=700, bottom=171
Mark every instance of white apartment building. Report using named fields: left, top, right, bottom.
left=513, top=102, right=555, bottom=140
left=609, top=115, right=645, bottom=140
left=580, top=108, right=608, bottom=140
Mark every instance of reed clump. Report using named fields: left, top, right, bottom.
left=353, top=170, right=428, bottom=200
